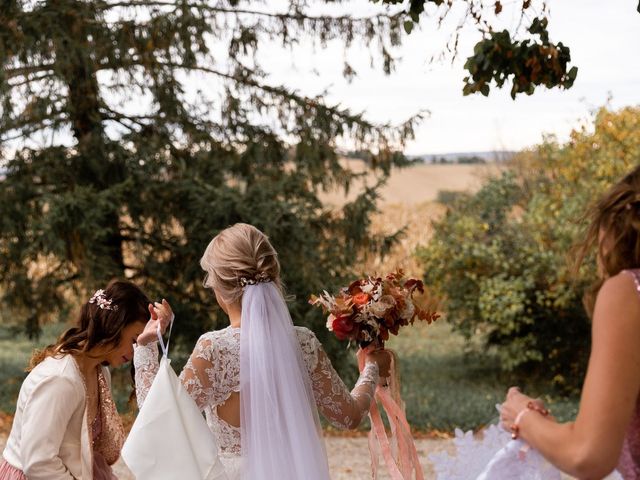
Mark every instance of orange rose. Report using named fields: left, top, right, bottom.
left=352, top=292, right=371, bottom=306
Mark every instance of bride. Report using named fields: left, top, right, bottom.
left=133, top=223, right=391, bottom=479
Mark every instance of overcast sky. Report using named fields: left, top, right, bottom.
left=264, top=0, right=640, bottom=155
left=4, top=1, right=638, bottom=159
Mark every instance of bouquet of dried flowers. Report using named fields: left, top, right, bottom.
left=310, top=269, right=439, bottom=347
left=310, top=270, right=438, bottom=479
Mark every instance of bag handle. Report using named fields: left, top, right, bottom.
left=156, top=313, right=175, bottom=358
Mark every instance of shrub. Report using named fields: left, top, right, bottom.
left=417, top=107, right=640, bottom=391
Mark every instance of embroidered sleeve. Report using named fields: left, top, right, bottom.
left=178, top=334, right=217, bottom=410
left=134, top=335, right=218, bottom=411
left=298, top=328, right=379, bottom=429
left=133, top=342, right=160, bottom=408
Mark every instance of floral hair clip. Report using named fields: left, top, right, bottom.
left=239, top=272, right=272, bottom=287
left=89, top=289, right=118, bottom=311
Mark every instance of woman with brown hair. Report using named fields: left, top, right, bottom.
left=499, top=164, right=640, bottom=479
left=0, top=280, right=165, bottom=480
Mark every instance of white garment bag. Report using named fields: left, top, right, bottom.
left=122, top=326, right=228, bottom=480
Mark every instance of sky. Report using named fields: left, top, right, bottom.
left=4, top=1, right=639, bottom=159
left=262, top=0, right=640, bottom=155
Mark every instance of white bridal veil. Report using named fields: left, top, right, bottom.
left=240, top=282, right=331, bottom=480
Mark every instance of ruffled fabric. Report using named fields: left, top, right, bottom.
left=429, top=424, right=623, bottom=480
left=0, top=459, right=27, bottom=480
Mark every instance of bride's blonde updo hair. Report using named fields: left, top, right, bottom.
left=200, top=223, right=282, bottom=304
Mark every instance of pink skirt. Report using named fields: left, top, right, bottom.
left=0, top=459, right=26, bottom=480
left=0, top=456, right=115, bottom=480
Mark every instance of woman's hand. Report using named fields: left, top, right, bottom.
left=136, top=299, right=174, bottom=347
left=365, top=348, right=392, bottom=378
left=500, top=386, right=548, bottom=431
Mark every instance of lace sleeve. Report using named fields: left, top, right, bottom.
left=133, top=342, right=160, bottom=408
left=178, top=334, right=217, bottom=411
left=135, top=334, right=218, bottom=411
left=306, top=334, right=379, bottom=429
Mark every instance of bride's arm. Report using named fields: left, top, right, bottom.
left=502, top=273, right=640, bottom=480
left=132, top=300, right=173, bottom=408
left=134, top=333, right=218, bottom=411
left=305, top=334, right=380, bottom=429
left=177, top=334, right=217, bottom=410
left=133, top=341, right=160, bottom=408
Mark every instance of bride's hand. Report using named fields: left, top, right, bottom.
left=137, top=299, right=174, bottom=347
left=365, top=349, right=392, bottom=378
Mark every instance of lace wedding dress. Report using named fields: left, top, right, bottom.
left=134, top=325, right=379, bottom=479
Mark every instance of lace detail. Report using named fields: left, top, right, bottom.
left=132, top=341, right=158, bottom=407
left=134, top=326, right=378, bottom=456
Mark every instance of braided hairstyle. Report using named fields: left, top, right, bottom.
left=573, top=164, right=640, bottom=313
left=200, top=223, right=282, bottom=305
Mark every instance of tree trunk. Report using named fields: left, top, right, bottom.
left=52, top=0, right=125, bottom=274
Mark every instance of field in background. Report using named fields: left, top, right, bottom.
left=0, top=319, right=579, bottom=434
left=333, top=161, right=579, bottom=430
left=386, top=321, right=579, bottom=432
left=321, top=162, right=499, bottom=207
left=0, top=163, right=579, bottom=433
left=324, top=162, right=503, bottom=278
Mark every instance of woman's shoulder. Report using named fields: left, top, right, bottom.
left=294, top=326, right=320, bottom=345
left=293, top=327, right=323, bottom=370
left=595, top=271, right=640, bottom=322
left=31, top=354, right=81, bottom=379
left=22, top=355, right=84, bottom=401
left=601, top=270, right=640, bottom=298
left=193, top=327, right=239, bottom=354
left=199, top=326, right=235, bottom=340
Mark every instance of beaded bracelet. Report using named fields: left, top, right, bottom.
left=510, top=401, right=550, bottom=440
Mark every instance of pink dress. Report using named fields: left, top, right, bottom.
left=617, top=270, right=640, bottom=479
left=618, top=397, right=640, bottom=480
left=0, top=460, right=25, bottom=480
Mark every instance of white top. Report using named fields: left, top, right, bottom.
left=2, top=354, right=100, bottom=479
left=134, top=326, right=379, bottom=457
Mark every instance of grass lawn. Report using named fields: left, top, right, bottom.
left=0, top=323, right=149, bottom=416
left=385, top=320, right=580, bottom=432
left=0, top=320, right=579, bottom=434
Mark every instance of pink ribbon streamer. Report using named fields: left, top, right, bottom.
left=358, top=348, right=424, bottom=480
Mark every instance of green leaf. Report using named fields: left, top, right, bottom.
left=403, top=20, right=414, bottom=35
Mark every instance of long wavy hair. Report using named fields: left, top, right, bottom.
left=573, top=164, right=640, bottom=314
left=29, top=279, right=150, bottom=370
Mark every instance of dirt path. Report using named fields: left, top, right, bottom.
left=1, top=433, right=452, bottom=479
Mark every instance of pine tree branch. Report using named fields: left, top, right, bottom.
left=98, top=2, right=401, bottom=23
left=7, top=72, right=55, bottom=89
left=93, top=56, right=386, bottom=138
left=4, top=64, right=56, bottom=80
left=0, top=117, right=66, bottom=141
left=157, top=61, right=384, bottom=133
left=101, top=106, right=155, bottom=126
